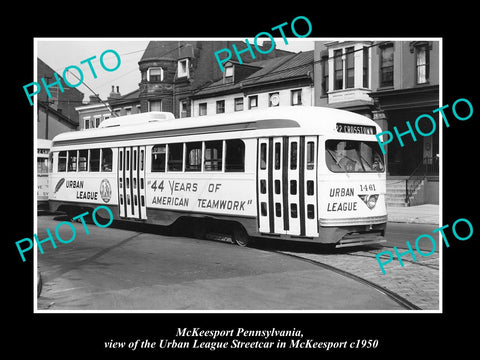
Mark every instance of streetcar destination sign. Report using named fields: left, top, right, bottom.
left=336, top=123, right=376, bottom=135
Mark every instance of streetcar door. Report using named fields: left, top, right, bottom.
left=257, top=136, right=318, bottom=237
left=118, top=146, right=147, bottom=220
left=303, top=136, right=318, bottom=237
left=257, top=138, right=270, bottom=234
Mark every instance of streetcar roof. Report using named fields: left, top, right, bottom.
left=51, top=106, right=380, bottom=147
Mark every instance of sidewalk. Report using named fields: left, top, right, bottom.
left=387, top=204, right=439, bottom=225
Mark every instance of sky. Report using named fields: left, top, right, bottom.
left=36, top=38, right=314, bottom=102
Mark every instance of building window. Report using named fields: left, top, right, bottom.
left=149, top=100, right=162, bottom=112
left=84, top=117, right=91, bottom=130
left=216, top=100, right=225, bottom=114
left=234, top=97, right=244, bottom=111
left=291, top=89, right=302, bottom=106
left=225, top=65, right=234, bottom=83
left=415, top=44, right=430, bottom=84
left=124, top=107, right=132, bottom=116
left=345, top=47, right=355, bottom=89
left=334, top=49, right=343, bottom=90
left=147, top=67, right=164, bottom=82
left=199, top=103, right=207, bottom=116
left=363, top=47, right=369, bottom=88
left=380, top=44, right=394, bottom=87
left=94, top=115, right=101, bottom=128
left=177, top=58, right=189, bottom=78
left=321, top=55, right=329, bottom=95
left=269, top=92, right=280, bottom=107
left=248, top=95, right=258, bottom=109
left=180, top=100, right=188, bottom=118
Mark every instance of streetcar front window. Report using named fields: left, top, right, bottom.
left=325, top=140, right=384, bottom=173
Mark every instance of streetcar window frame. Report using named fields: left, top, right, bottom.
left=225, top=139, right=245, bottom=172
left=58, top=151, right=67, bottom=172
left=101, top=148, right=113, bottom=172
left=167, top=143, right=184, bottom=172
left=185, top=142, right=202, bottom=172
left=150, top=139, right=245, bottom=173
left=90, top=149, right=100, bottom=172
left=67, top=150, right=77, bottom=172
left=78, top=149, right=88, bottom=172
left=204, top=140, right=223, bottom=171
left=152, top=145, right=166, bottom=172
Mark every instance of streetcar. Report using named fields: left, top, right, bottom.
left=48, top=106, right=387, bottom=247
left=37, top=138, right=51, bottom=211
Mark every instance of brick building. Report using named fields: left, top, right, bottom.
left=313, top=40, right=440, bottom=205
left=138, top=40, right=293, bottom=118
left=37, top=58, right=84, bottom=139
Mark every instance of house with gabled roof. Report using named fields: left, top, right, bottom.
left=190, top=50, right=314, bottom=117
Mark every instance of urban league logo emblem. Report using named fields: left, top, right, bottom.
left=358, top=194, right=379, bottom=210
left=99, top=179, right=112, bottom=203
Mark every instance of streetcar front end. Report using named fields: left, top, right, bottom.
left=317, top=122, right=387, bottom=248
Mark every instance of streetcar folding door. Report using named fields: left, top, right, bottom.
left=257, top=136, right=318, bottom=237
left=118, top=146, right=147, bottom=220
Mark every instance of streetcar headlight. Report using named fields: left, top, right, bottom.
left=367, top=194, right=379, bottom=209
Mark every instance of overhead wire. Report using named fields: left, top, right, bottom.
left=41, top=44, right=185, bottom=116
left=39, top=40, right=392, bottom=114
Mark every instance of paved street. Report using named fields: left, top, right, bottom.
left=273, top=222, right=440, bottom=310
left=36, top=214, right=439, bottom=311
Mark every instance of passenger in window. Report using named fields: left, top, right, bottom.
left=102, top=149, right=112, bottom=172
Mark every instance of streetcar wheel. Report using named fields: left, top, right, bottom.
left=232, top=225, right=252, bottom=247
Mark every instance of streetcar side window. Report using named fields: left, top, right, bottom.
left=186, top=142, right=202, bottom=172
left=225, top=139, right=245, bottom=172
left=152, top=145, right=166, bottom=172
left=168, top=143, right=183, bottom=171
left=101, top=148, right=112, bottom=172
left=67, top=150, right=77, bottom=172
left=90, top=149, right=100, bottom=172
left=58, top=151, right=67, bottom=172
left=37, top=157, right=48, bottom=174
left=78, top=149, right=88, bottom=171
left=205, top=140, right=222, bottom=171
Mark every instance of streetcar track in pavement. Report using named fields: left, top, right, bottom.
left=207, top=233, right=424, bottom=309
left=344, top=251, right=440, bottom=270
left=270, top=249, right=421, bottom=310
left=42, top=232, right=143, bottom=283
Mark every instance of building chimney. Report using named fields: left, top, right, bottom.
left=108, top=85, right=121, bottom=100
